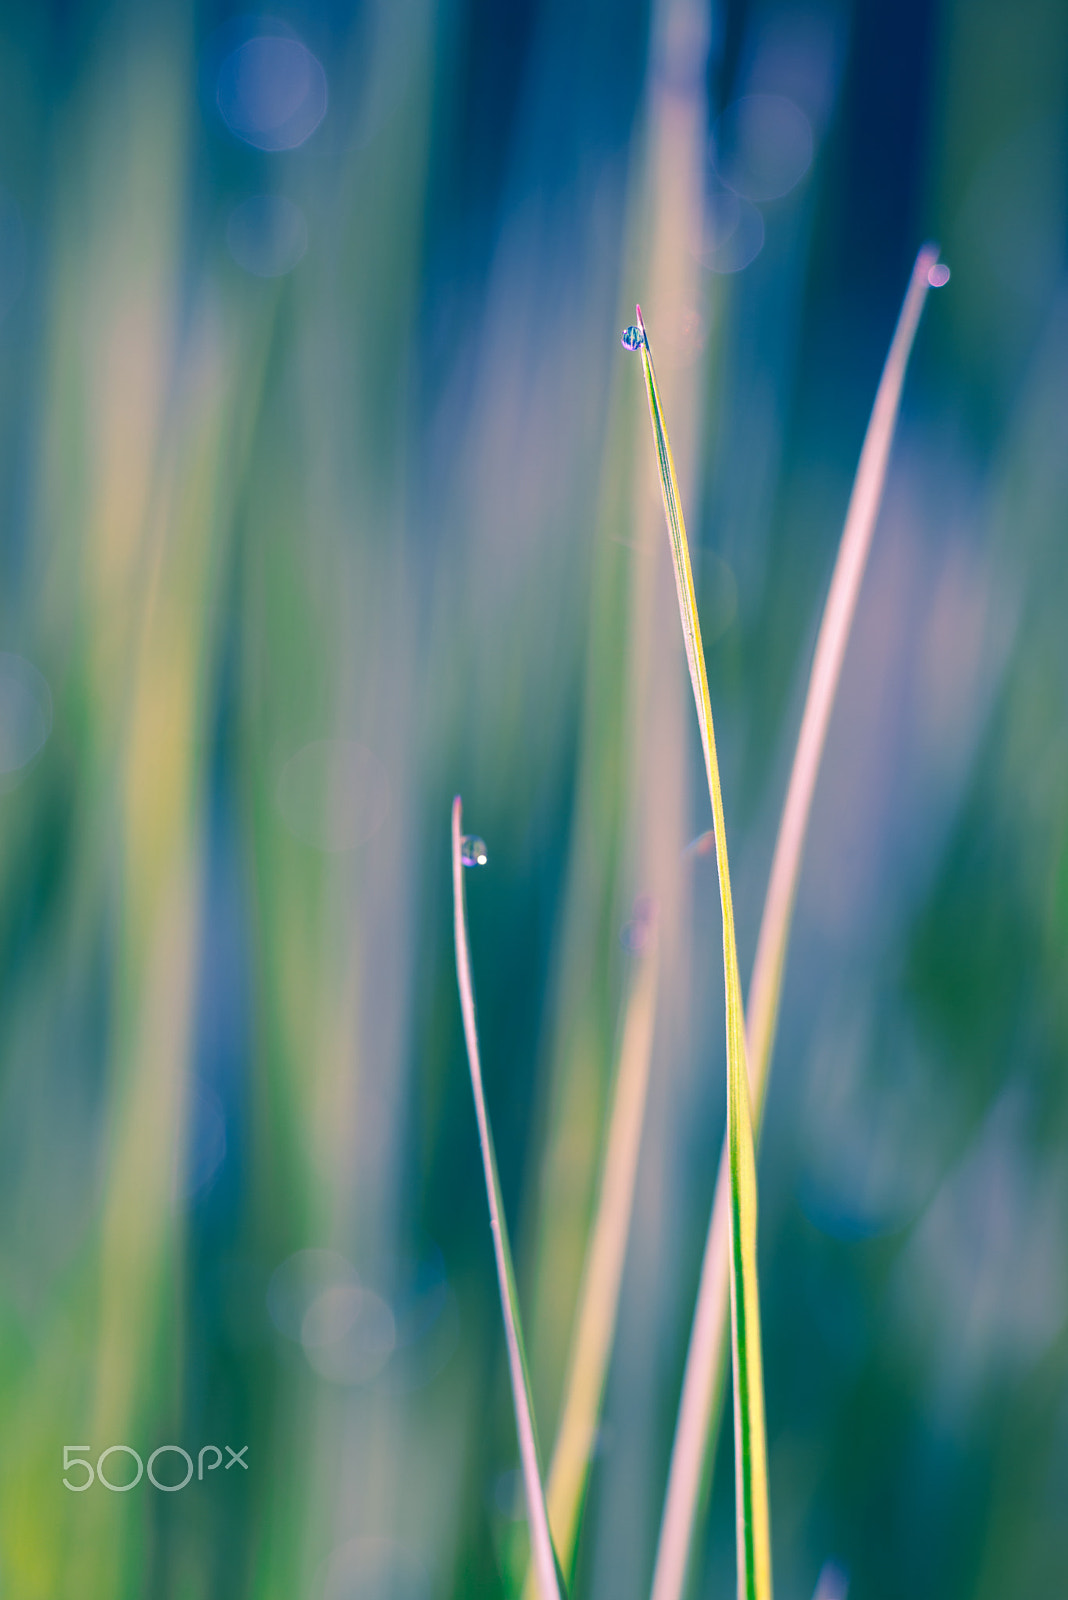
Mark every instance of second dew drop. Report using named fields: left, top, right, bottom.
left=460, top=835, right=488, bottom=868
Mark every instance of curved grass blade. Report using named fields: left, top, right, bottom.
left=451, top=796, right=565, bottom=1600
left=745, top=242, right=941, bottom=1115
left=651, top=242, right=944, bottom=1600
left=633, top=306, right=772, bottom=1600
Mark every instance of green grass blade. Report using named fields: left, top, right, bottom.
left=650, top=243, right=943, bottom=1600
left=634, top=306, right=772, bottom=1600
left=451, top=796, right=565, bottom=1600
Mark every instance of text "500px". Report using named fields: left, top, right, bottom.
left=63, top=1444, right=249, bottom=1492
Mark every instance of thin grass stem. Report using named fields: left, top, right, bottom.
left=451, top=796, right=565, bottom=1600
left=650, top=242, right=943, bottom=1600
left=635, top=305, right=772, bottom=1600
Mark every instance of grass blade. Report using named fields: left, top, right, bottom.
left=745, top=242, right=941, bottom=1116
left=451, top=796, right=565, bottom=1600
left=633, top=305, right=772, bottom=1600
left=529, top=934, right=660, bottom=1589
left=651, top=242, right=943, bottom=1600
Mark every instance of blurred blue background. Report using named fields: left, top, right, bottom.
left=0, top=1, right=1066, bottom=1597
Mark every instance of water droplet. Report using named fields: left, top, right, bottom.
left=461, top=835, right=488, bottom=868
left=684, top=829, right=716, bottom=859
left=928, top=261, right=951, bottom=288
left=620, top=325, right=644, bottom=352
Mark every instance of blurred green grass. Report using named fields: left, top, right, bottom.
left=0, top=1, right=1065, bottom=1598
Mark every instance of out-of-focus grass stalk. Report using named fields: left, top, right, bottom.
left=451, top=796, right=564, bottom=1600
left=233, top=17, right=438, bottom=1587
left=635, top=305, right=771, bottom=1600
left=78, top=313, right=237, bottom=1600
left=744, top=245, right=939, bottom=1109
left=651, top=242, right=942, bottom=1600
left=524, top=1, right=708, bottom=1582
left=244, top=29, right=437, bottom=1587
left=537, top=936, right=660, bottom=1576
left=17, top=35, right=274, bottom=1589
left=6, top=21, right=211, bottom=1596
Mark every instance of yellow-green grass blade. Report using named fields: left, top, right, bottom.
left=451, top=796, right=565, bottom=1600
left=651, top=242, right=943, bottom=1600
left=634, top=306, right=772, bottom=1600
